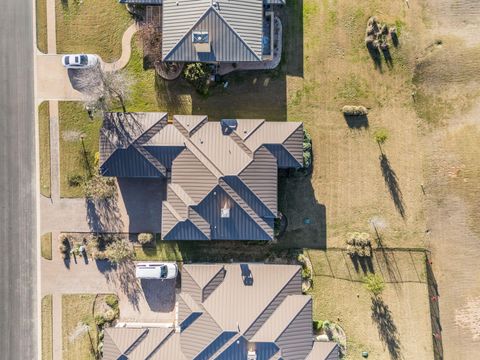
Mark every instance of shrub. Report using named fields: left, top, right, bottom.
left=84, top=174, right=116, bottom=200
left=342, top=105, right=368, bottom=116
left=183, top=63, right=211, bottom=95
left=303, top=129, right=313, bottom=168
left=313, top=320, right=323, bottom=333
left=95, top=314, right=106, bottom=327
left=346, top=232, right=372, bottom=257
left=374, top=128, right=388, bottom=145
left=301, top=266, right=312, bottom=280
left=363, top=273, right=385, bottom=296
left=105, top=239, right=133, bottom=264
left=68, top=174, right=84, bottom=187
left=137, top=232, right=154, bottom=245
left=103, top=309, right=116, bottom=322
left=105, top=295, right=119, bottom=310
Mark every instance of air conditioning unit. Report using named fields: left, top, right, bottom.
left=247, top=351, right=257, bottom=360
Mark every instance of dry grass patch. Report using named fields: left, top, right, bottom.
left=41, top=295, right=53, bottom=360
left=41, top=232, right=53, bottom=260
left=308, top=250, right=433, bottom=359
left=39, top=102, right=51, bottom=197
left=36, top=0, right=48, bottom=53
left=280, top=0, right=427, bottom=248
left=55, top=0, right=133, bottom=62
left=62, top=294, right=116, bottom=360
left=59, top=102, right=102, bottom=198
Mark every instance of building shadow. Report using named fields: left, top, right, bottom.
left=379, top=154, right=405, bottom=219
left=86, top=195, right=124, bottom=233
left=371, top=296, right=401, bottom=360
left=117, top=178, right=166, bottom=233
left=140, top=278, right=176, bottom=312
left=278, top=171, right=327, bottom=248
left=344, top=114, right=369, bottom=129
left=281, top=0, right=304, bottom=78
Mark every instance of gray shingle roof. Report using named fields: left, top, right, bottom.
left=99, top=113, right=303, bottom=241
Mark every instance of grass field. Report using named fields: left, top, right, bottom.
left=41, top=295, right=53, bottom=360
left=62, top=294, right=98, bottom=360
left=122, top=36, right=287, bottom=121
left=39, top=102, right=51, bottom=197
left=55, top=0, right=132, bottom=62
left=36, top=0, right=48, bottom=53
left=41, top=232, right=53, bottom=260
left=59, top=102, right=102, bottom=198
left=308, top=249, right=432, bottom=359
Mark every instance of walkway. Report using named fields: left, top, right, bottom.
left=101, top=23, right=139, bottom=72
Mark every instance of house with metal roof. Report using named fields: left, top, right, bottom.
left=99, top=112, right=303, bottom=241
left=118, top=0, right=285, bottom=62
left=102, top=264, right=339, bottom=360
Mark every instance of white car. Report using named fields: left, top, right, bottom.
left=61, top=54, right=98, bottom=69
left=135, top=262, right=178, bottom=280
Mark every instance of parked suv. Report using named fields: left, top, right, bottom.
left=135, top=262, right=178, bottom=280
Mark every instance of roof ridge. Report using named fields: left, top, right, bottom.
left=219, top=178, right=272, bottom=239
left=244, top=267, right=301, bottom=337
left=273, top=296, right=311, bottom=342
left=207, top=332, right=243, bottom=359
left=144, top=328, right=175, bottom=360
left=185, top=140, right=223, bottom=178
left=211, top=7, right=262, bottom=61
left=201, top=265, right=225, bottom=296
left=188, top=207, right=211, bottom=240
left=131, top=142, right=167, bottom=176
left=235, top=119, right=265, bottom=141
left=134, top=113, right=169, bottom=145
left=169, top=183, right=195, bottom=207
left=163, top=201, right=184, bottom=221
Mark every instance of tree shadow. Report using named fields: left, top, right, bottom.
left=391, top=32, right=399, bottom=48
left=278, top=170, right=327, bottom=248
left=371, top=296, right=401, bottom=360
left=379, top=154, right=405, bottom=219
left=367, top=42, right=383, bottom=72
left=426, top=256, right=443, bottom=360
left=350, top=255, right=375, bottom=274
left=67, top=67, right=102, bottom=93
left=86, top=195, right=124, bottom=233
left=382, top=47, right=394, bottom=69
left=104, top=260, right=141, bottom=310
left=344, top=114, right=369, bottom=129
left=140, top=278, right=176, bottom=312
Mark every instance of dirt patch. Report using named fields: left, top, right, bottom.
left=61, top=130, right=84, bottom=142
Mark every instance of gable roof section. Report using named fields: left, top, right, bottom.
left=202, top=264, right=300, bottom=332
left=184, top=264, right=225, bottom=289
left=162, top=0, right=263, bottom=62
left=163, top=219, right=210, bottom=241
left=250, top=295, right=312, bottom=343
left=306, top=342, right=340, bottom=360
left=100, top=146, right=164, bottom=177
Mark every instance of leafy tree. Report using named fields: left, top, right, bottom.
left=105, top=239, right=133, bottom=264
left=374, top=128, right=389, bottom=146
left=363, top=273, right=385, bottom=296
left=183, top=63, right=211, bottom=95
left=137, top=232, right=154, bottom=245
left=84, top=175, right=116, bottom=200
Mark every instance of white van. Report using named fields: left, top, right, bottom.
left=135, top=262, right=178, bottom=280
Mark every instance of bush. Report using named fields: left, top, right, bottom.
left=313, top=320, right=323, bottom=333
left=137, top=232, right=154, bottom=245
left=346, top=232, right=372, bottom=257
left=95, top=314, right=106, bottom=327
left=103, top=309, right=116, bottom=322
left=342, top=105, right=368, bottom=116
left=363, top=273, right=385, bottom=296
left=301, top=266, right=312, bottom=280
left=303, top=129, right=313, bottom=168
left=58, top=234, right=71, bottom=258
left=68, top=174, right=84, bottom=187
left=105, top=239, right=133, bottom=264
left=105, top=295, right=119, bottom=310
left=374, top=128, right=388, bottom=145
left=84, top=175, right=116, bottom=200
left=183, top=63, right=211, bottom=95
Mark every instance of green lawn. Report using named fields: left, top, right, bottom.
left=55, top=0, right=133, bottom=62
left=59, top=102, right=102, bottom=198
left=134, top=236, right=299, bottom=263
left=36, top=0, right=48, bottom=53
left=41, top=232, right=53, bottom=260
left=39, top=102, right=51, bottom=198
left=41, top=295, right=53, bottom=360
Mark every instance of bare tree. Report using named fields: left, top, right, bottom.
left=78, top=66, right=132, bottom=113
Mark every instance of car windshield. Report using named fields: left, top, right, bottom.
left=79, top=55, right=88, bottom=65
left=160, top=265, right=168, bottom=278
left=64, top=57, right=70, bottom=65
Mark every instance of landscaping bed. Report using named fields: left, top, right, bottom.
left=62, top=293, right=119, bottom=360
left=41, top=232, right=52, bottom=260
left=36, top=0, right=48, bottom=53
left=55, top=0, right=133, bottom=62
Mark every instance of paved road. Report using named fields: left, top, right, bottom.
left=0, top=0, right=36, bottom=358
